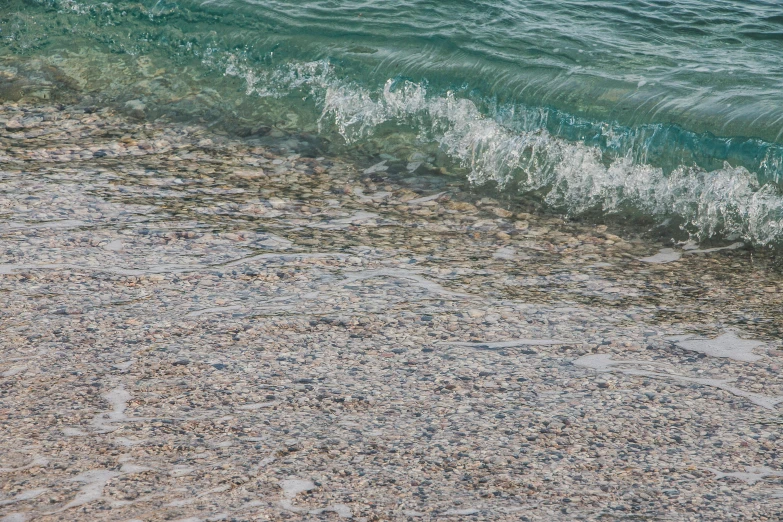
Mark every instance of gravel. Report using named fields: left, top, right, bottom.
left=0, top=102, right=782, bottom=521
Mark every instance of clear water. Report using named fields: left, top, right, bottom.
left=4, top=0, right=783, bottom=244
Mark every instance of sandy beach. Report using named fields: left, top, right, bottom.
left=0, top=103, right=781, bottom=521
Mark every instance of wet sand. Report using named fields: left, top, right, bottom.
left=1, top=103, right=783, bottom=521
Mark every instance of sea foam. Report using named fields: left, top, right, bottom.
left=222, top=58, right=783, bottom=246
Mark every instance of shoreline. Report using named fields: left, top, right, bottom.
left=1, top=103, right=782, bottom=520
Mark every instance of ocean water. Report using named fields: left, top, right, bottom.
left=3, top=0, right=783, bottom=245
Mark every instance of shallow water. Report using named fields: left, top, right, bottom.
left=1, top=100, right=782, bottom=519
left=4, top=0, right=783, bottom=245
left=3, top=3, right=783, bottom=512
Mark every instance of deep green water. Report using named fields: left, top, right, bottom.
left=3, top=0, right=783, bottom=244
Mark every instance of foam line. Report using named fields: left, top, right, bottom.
left=444, top=339, right=576, bottom=349
left=575, top=354, right=783, bottom=410
left=342, top=268, right=471, bottom=298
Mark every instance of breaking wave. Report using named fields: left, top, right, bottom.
left=7, top=0, right=783, bottom=246
left=222, top=58, right=783, bottom=246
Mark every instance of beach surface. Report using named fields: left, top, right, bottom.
left=1, top=104, right=783, bottom=521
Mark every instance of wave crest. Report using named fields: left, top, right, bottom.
left=223, top=58, right=783, bottom=246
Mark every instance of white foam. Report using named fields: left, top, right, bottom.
left=1, top=366, right=27, bottom=377
left=342, top=268, right=471, bottom=298
left=258, top=456, right=276, bottom=467
left=663, top=334, right=695, bottom=342
left=50, top=470, right=120, bottom=513
left=237, top=401, right=278, bottom=410
left=257, top=234, right=293, bottom=249
left=0, top=262, right=197, bottom=276
left=0, top=488, right=47, bottom=506
left=91, top=386, right=131, bottom=433
left=279, top=479, right=315, bottom=498
left=0, top=252, right=346, bottom=278
left=706, top=466, right=783, bottom=485
left=166, top=498, right=196, bottom=508
left=112, top=360, right=135, bottom=370
left=574, top=354, right=666, bottom=372
left=363, top=161, right=388, bottom=174
left=0, top=219, right=85, bottom=233
left=317, top=505, right=352, bottom=518
left=222, top=252, right=348, bottom=267
left=165, top=485, right=232, bottom=508
left=222, top=58, right=783, bottom=245
left=673, top=331, right=766, bottom=362
left=445, top=339, right=575, bottom=349
left=170, top=466, right=196, bottom=477
left=672, top=375, right=783, bottom=410
left=104, top=239, right=124, bottom=251
left=120, top=463, right=152, bottom=474
left=686, top=242, right=744, bottom=254
left=0, top=456, right=49, bottom=473
left=1, top=514, right=28, bottom=522
left=114, top=437, right=145, bottom=447
left=353, top=188, right=391, bottom=203
left=277, top=479, right=352, bottom=518
left=185, top=305, right=242, bottom=318
left=406, top=192, right=446, bottom=205
left=440, top=508, right=480, bottom=516
left=638, top=249, right=681, bottom=264
left=575, top=354, right=783, bottom=409
left=639, top=243, right=744, bottom=264
left=327, top=211, right=380, bottom=227
left=492, top=246, right=517, bottom=260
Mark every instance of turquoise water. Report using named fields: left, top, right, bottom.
left=3, top=0, right=783, bottom=244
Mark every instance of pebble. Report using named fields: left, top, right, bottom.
left=0, top=101, right=781, bottom=521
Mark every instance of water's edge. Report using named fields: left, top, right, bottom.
left=3, top=0, right=783, bottom=246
